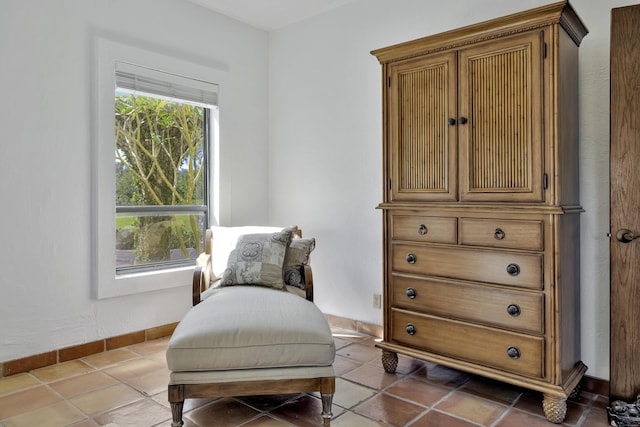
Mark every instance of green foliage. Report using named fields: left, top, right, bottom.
left=115, top=93, right=206, bottom=265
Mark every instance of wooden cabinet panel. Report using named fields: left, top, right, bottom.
left=392, top=215, right=457, bottom=244
left=388, top=52, right=457, bottom=202
left=392, top=244, right=543, bottom=289
left=460, top=218, right=543, bottom=251
left=392, top=275, right=544, bottom=334
left=391, top=309, right=544, bottom=378
left=459, top=31, right=544, bottom=202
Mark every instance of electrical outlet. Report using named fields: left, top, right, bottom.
left=373, top=293, right=382, bottom=309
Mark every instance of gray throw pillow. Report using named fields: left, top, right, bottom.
left=221, top=229, right=294, bottom=289
left=284, top=238, right=316, bottom=289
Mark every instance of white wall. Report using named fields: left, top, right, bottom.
left=0, top=0, right=269, bottom=362
left=268, top=0, right=634, bottom=380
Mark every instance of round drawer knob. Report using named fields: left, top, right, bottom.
left=494, top=228, right=506, bottom=240
left=406, top=287, right=417, bottom=299
left=506, top=263, right=520, bottom=276
left=507, top=304, right=521, bottom=317
left=405, top=323, right=417, bottom=335
left=418, top=224, right=428, bottom=235
left=406, top=253, right=417, bottom=264
left=507, top=346, right=521, bottom=359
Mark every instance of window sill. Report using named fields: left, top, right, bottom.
left=97, top=265, right=192, bottom=299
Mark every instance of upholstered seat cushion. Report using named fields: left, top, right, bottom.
left=166, top=286, right=336, bottom=372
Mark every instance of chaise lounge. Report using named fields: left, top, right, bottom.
left=165, top=226, right=336, bottom=426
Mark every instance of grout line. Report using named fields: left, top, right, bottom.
left=571, top=391, right=599, bottom=427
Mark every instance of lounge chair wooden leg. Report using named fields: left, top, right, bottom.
left=320, top=376, right=335, bottom=425
left=170, top=402, right=184, bottom=427
left=168, top=385, right=184, bottom=427
left=321, top=392, right=334, bottom=425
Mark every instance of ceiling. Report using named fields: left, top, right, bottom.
left=185, top=0, right=358, bottom=31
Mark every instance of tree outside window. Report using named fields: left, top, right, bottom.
left=114, top=92, right=209, bottom=272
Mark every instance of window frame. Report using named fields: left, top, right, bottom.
left=93, top=36, right=223, bottom=299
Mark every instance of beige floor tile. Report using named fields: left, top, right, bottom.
left=495, top=409, right=558, bottom=427
left=49, top=371, right=118, bottom=398
left=70, top=383, right=143, bottom=416
left=31, top=360, right=95, bottom=383
left=331, top=355, right=361, bottom=377
left=342, top=363, right=399, bottom=390
left=80, top=348, right=140, bottom=369
left=435, top=391, right=507, bottom=426
left=332, top=378, right=376, bottom=409
left=126, top=337, right=170, bottom=356
left=336, top=343, right=379, bottom=364
left=236, top=394, right=299, bottom=412
left=0, top=385, right=62, bottom=419
left=460, top=376, right=523, bottom=405
left=67, top=419, right=100, bottom=427
left=582, top=407, right=612, bottom=427
left=332, top=411, right=386, bottom=426
left=0, top=374, right=41, bottom=397
left=120, top=367, right=170, bottom=396
left=151, top=393, right=218, bottom=413
left=153, top=417, right=199, bottom=427
left=146, top=351, right=169, bottom=364
left=67, top=420, right=100, bottom=427
left=103, top=358, right=165, bottom=381
left=353, top=393, right=426, bottom=426
left=385, top=377, right=451, bottom=407
left=332, top=337, right=354, bottom=350
left=269, top=394, right=343, bottom=427
left=2, top=401, right=86, bottom=427
left=93, top=398, right=171, bottom=427
left=564, top=400, right=591, bottom=426
left=188, top=398, right=260, bottom=427
left=240, top=415, right=293, bottom=426
left=412, top=364, right=471, bottom=388
left=410, top=409, right=479, bottom=427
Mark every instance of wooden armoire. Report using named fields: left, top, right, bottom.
left=371, top=2, right=588, bottom=423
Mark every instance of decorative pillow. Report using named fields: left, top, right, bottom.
left=284, top=238, right=316, bottom=289
left=220, top=229, right=294, bottom=289
left=210, top=226, right=293, bottom=280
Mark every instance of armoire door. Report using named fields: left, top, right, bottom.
left=387, top=52, right=458, bottom=202
left=458, top=30, right=545, bottom=202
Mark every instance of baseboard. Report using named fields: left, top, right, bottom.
left=324, top=313, right=383, bottom=338
left=581, top=374, right=610, bottom=397
left=0, top=322, right=178, bottom=378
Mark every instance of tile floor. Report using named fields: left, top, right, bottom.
left=0, top=329, right=611, bottom=427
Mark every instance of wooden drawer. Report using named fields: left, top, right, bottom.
left=391, top=309, right=544, bottom=378
left=392, top=275, right=544, bottom=334
left=392, top=244, right=543, bottom=289
left=392, top=215, right=457, bottom=244
left=460, top=218, right=543, bottom=251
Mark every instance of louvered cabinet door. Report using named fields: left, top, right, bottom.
left=458, top=31, right=545, bottom=202
left=388, top=52, right=457, bottom=202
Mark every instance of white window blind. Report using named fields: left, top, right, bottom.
left=115, top=61, right=218, bottom=108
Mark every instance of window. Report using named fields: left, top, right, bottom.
left=114, top=63, right=217, bottom=274
left=93, top=36, right=223, bottom=298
